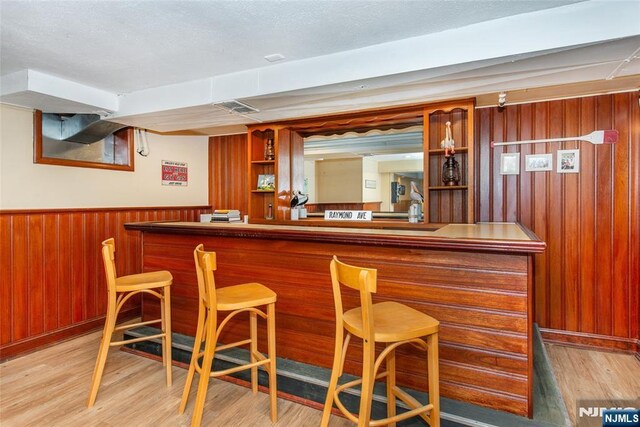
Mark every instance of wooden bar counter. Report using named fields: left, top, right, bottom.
left=125, top=221, right=545, bottom=417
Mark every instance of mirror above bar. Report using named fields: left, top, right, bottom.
left=246, top=98, right=475, bottom=228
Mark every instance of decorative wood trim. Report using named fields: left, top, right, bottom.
left=33, top=110, right=135, bottom=172
left=0, top=206, right=210, bottom=215
left=540, top=328, right=639, bottom=353
left=125, top=221, right=545, bottom=254
left=0, top=307, right=139, bottom=362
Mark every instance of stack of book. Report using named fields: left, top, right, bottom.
left=211, top=210, right=242, bottom=222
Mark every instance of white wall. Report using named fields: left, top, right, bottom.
left=0, top=104, right=209, bottom=209
left=361, top=157, right=381, bottom=202
left=316, top=158, right=361, bottom=202
left=303, top=160, right=316, bottom=203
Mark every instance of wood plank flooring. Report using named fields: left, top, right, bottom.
left=546, top=343, right=640, bottom=426
left=2, top=328, right=638, bottom=427
left=0, top=328, right=351, bottom=427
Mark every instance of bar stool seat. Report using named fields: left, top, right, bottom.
left=343, top=301, right=439, bottom=342
left=115, top=270, right=173, bottom=290
left=87, top=238, right=172, bottom=408
left=179, top=244, right=278, bottom=427
left=216, top=282, right=276, bottom=310
left=322, top=256, right=440, bottom=427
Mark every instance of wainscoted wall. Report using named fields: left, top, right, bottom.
left=476, top=93, right=639, bottom=353
left=0, top=206, right=208, bottom=360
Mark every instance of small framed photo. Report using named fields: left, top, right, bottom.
left=525, top=154, right=553, bottom=172
left=364, top=179, right=377, bottom=189
left=257, top=174, right=275, bottom=190
left=500, top=153, right=520, bottom=175
left=557, top=149, right=580, bottom=173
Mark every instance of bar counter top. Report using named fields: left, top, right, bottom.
left=125, top=221, right=545, bottom=254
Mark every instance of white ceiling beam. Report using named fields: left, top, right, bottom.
left=0, top=70, right=118, bottom=113
left=109, top=0, right=639, bottom=121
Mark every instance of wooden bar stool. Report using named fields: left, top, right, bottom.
left=87, top=238, right=173, bottom=407
left=321, top=256, right=440, bottom=427
left=179, top=244, right=278, bottom=427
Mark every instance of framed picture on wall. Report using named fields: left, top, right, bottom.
left=257, top=174, right=275, bottom=190
left=557, top=149, right=580, bottom=173
left=500, top=153, right=520, bottom=175
left=525, top=154, right=553, bottom=172
left=364, top=179, right=377, bottom=189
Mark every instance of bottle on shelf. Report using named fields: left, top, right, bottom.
left=265, top=138, right=275, bottom=160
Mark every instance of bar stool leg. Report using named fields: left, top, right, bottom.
left=386, top=345, right=397, bottom=427
left=250, top=310, right=258, bottom=394
left=427, top=333, right=440, bottom=427
left=191, top=312, right=217, bottom=427
left=163, top=286, right=173, bottom=386
left=267, top=303, right=278, bottom=422
left=87, top=301, right=117, bottom=407
left=357, top=339, right=376, bottom=427
left=321, top=329, right=344, bottom=427
left=179, top=302, right=206, bottom=414
left=160, top=293, right=167, bottom=368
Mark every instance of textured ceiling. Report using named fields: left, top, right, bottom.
left=0, top=0, right=583, bottom=93
left=1, top=0, right=638, bottom=134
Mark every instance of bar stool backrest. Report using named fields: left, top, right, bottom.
left=329, top=255, right=378, bottom=342
left=193, top=244, right=218, bottom=309
left=101, top=238, right=117, bottom=294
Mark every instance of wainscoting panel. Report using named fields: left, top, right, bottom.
left=475, top=93, right=639, bottom=352
left=209, top=134, right=248, bottom=213
left=0, top=206, right=208, bottom=360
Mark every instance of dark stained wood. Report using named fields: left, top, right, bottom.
left=424, top=99, right=475, bottom=224
left=475, top=93, right=640, bottom=354
left=134, top=225, right=540, bottom=417
left=127, top=222, right=545, bottom=254
left=0, top=206, right=208, bottom=361
left=0, top=215, right=12, bottom=345
left=209, top=134, right=248, bottom=214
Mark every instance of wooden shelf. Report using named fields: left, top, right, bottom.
left=251, top=160, right=275, bottom=165
left=425, top=99, right=475, bottom=224
left=428, top=147, right=468, bottom=155
left=429, top=185, right=468, bottom=191
left=251, top=189, right=275, bottom=193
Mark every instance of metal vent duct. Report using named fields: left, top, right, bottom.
left=42, top=113, right=127, bottom=144
left=213, top=100, right=260, bottom=114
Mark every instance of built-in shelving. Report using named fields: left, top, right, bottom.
left=424, top=99, right=475, bottom=224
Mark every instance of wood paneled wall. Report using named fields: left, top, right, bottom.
left=209, top=134, right=248, bottom=213
left=205, top=94, right=639, bottom=354
left=476, top=93, right=640, bottom=352
left=0, top=206, right=207, bottom=360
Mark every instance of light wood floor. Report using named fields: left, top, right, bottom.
left=0, top=329, right=352, bottom=427
left=2, top=330, right=639, bottom=427
left=546, top=343, right=640, bottom=426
